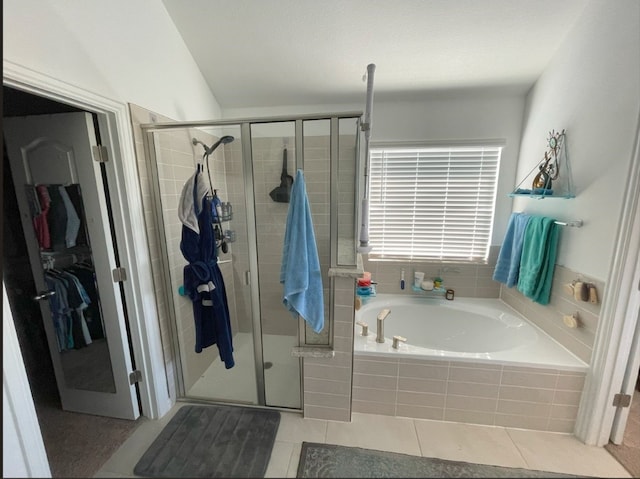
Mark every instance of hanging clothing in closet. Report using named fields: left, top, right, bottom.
left=68, top=264, right=104, bottom=340
left=26, top=184, right=86, bottom=251
left=45, top=267, right=103, bottom=352
left=32, top=185, right=52, bottom=250
left=47, top=186, right=68, bottom=251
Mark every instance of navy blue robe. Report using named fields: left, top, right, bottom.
left=181, top=174, right=234, bottom=369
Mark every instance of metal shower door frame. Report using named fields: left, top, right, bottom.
left=140, top=111, right=362, bottom=408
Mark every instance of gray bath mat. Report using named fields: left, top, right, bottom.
left=134, top=404, right=280, bottom=478
left=297, top=442, right=587, bottom=478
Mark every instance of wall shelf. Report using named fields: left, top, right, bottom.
left=411, top=285, right=447, bottom=296
left=510, top=130, right=575, bottom=199
left=509, top=191, right=576, bottom=200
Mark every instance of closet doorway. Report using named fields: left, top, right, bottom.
left=2, top=87, right=141, bottom=476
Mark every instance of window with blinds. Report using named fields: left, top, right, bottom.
left=368, top=144, right=502, bottom=262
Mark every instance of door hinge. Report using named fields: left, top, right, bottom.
left=129, top=370, right=142, bottom=385
left=92, top=145, right=109, bottom=163
left=612, top=393, right=632, bottom=408
left=112, top=267, right=127, bottom=283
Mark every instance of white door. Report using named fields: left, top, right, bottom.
left=610, top=249, right=640, bottom=444
left=3, top=112, right=139, bottom=420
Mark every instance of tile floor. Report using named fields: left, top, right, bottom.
left=94, top=402, right=630, bottom=478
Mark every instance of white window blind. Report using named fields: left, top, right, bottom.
left=368, top=144, right=502, bottom=262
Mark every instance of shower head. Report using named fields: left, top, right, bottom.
left=205, top=135, right=234, bottom=156
left=191, top=135, right=235, bottom=155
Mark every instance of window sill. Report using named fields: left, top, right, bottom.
left=366, top=257, right=489, bottom=266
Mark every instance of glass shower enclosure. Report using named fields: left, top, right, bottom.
left=141, top=112, right=361, bottom=410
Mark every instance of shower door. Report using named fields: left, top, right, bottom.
left=144, top=120, right=302, bottom=409
left=144, top=123, right=259, bottom=405
left=248, top=121, right=303, bottom=409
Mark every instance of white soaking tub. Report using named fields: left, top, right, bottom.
left=354, top=294, right=587, bottom=371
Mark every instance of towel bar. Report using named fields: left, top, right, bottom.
left=554, top=219, right=583, bottom=228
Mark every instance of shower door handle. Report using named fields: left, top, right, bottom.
left=244, top=271, right=251, bottom=286
left=33, top=290, right=55, bottom=301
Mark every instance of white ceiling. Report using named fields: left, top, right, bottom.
left=162, top=0, right=589, bottom=110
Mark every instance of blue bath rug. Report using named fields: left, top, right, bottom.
left=133, top=404, right=280, bottom=478
left=297, top=442, right=587, bottom=478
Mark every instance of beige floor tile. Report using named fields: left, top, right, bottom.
left=286, top=443, right=303, bottom=478
left=506, top=428, right=631, bottom=478
left=276, top=411, right=328, bottom=443
left=325, top=412, right=421, bottom=456
left=414, top=419, right=528, bottom=468
left=94, top=402, right=632, bottom=479
left=265, top=441, right=295, bottom=478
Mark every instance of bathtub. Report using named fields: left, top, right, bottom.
left=354, top=294, right=587, bottom=371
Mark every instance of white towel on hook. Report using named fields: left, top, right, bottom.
left=178, top=166, right=210, bottom=234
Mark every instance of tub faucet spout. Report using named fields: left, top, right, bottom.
left=376, top=308, right=391, bottom=343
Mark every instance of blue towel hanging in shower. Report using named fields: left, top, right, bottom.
left=280, top=169, right=324, bottom=333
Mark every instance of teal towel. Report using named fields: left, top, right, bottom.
left=280, top=170, right=324, bottom=332
left=516, top=216, right=560, bottom=305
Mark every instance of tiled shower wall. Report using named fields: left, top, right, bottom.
left=249, top=133, right=356, bottom=341
left=221, top=139, right=253, bottom=334
left=129, top=104, right=239, bottom=395
left=250, top=136, right=331, bottom=338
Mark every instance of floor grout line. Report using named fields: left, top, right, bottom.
left=504, top=427, right=531, bottom=469
left=412, top=419, right=425, bottom=456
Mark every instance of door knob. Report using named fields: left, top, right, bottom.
left=33, top=290, right=55, bottom=301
